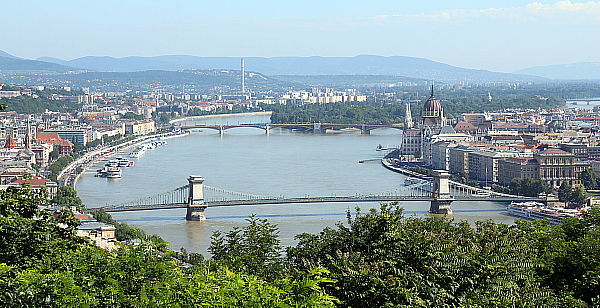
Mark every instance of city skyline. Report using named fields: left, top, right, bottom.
left=1, top=0, right=599, bottom=73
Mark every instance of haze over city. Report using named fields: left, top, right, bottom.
left=2, top=0, right=599, bottom=73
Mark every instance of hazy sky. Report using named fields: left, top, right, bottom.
left=1, top=0, right=598, bottom=72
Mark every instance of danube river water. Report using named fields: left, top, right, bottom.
left=76, top=114, right=515, bottom=255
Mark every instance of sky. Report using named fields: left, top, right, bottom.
left=1, top=0, right=598, bottom=73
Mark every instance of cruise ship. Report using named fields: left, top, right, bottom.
left=507, top=201, right=582, bottom=224
left=129, top=146, right=146, bottom=158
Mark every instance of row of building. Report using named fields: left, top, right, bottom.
left=400, top=86, right=600, bottom=188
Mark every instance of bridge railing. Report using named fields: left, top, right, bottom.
left=448, top=180, right=537, bottom=199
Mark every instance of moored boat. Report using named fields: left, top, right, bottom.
left=507, top=201, right=581, bottom=224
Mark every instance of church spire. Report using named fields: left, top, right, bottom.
left=405, top=102, right=413, bottom=129
left=430, top=82, right=435, bottom=98
left=25, top=121, right=32, bottom=150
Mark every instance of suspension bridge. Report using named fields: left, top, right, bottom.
left=87, top=171, right=545, bottom=220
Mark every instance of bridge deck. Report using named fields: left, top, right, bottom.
left=91, top=196, right=543, bottom=212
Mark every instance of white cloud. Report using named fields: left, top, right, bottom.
left=313, top=1, right=600, bottom=29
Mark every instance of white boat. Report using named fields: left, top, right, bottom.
left=130, top=146, right=146, bottom=158
left=507, top=202, right=581, bottom=224
left=116, top=157, right=133, bottom=167
left=376, top=144, right=389, bottom=151
left=404, top=177, right=427, bottom=186
left=106, top=167, right=122, bottom=178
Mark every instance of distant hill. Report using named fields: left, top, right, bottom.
left=0, top=56, right=85, bottom=74
left=37, top=55, right=546, bottom=83
left=0, top=50, right=21, bottom=59
left=513, top=62, right=600, bottom=80
left=271, top=75, right=425, bottom=87
left=55, top=70, right=280, bottom=90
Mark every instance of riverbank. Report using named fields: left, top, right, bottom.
left=169, top=111, right=273, bottom=124
left=381, top=158, right=431, bottom=180
left=61, top=130, right=191, bottom=187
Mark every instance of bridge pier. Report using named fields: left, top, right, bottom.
left=218, top=126, right=224, bottom=135
left=186, top=175, right=207, bottom=221
left=361, top=124, right=371, bottom=135
left=430, top=170, right=454, bottom=214
left=313, top=122, right=323, bottom=134
left=265, top=124, right=270, bottom=135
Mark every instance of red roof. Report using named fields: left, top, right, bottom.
left=454, top=122, right=478, bottom=130
left=539, top=148, right=570, bottom=155
left=12, top=176, right=52, bottom=186
left=37, top=132, right=74, bottom=147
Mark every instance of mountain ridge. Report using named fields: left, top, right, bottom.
left=513, top=62, right=600, bottom=80
left=34, top=54, right=546, bottom=83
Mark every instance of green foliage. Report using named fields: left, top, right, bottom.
left=558, top=181, right=574, bottom=203
left=2, top=186, right=600, bottom=306
left=452, top=172, right=479, bottom=187
left=0, top=241, right=337, bottom=307
left=47, top=153, right=79, bottom=182
left=571, top=185, right=589, bottom=206
left=502, top=177, right=553, bottom=197
left=580, top=168, right=599, bottom=190
left=209, top=214, right=285, bottom=280
left=266, top=101, right=406, bottom=124
left=120, top=111, right=145, bottom=120
left=0, top=91, right=81, bottom=114
left=72, top=138, right=84, bottom=153
left=0, top=186, right=84, bottom=269
left=287, top=203, right=589, bottom=307
left=92, top=209, right=147, bottom=241
left=265, top=84, right=569, bottom=125
left=559, top=183, right=589, bottom=206
left=409, top=166, right=434, bottom=177
left=51, top=186, right=84, bottom=212
left=516, top=208, right=600, bottom=305
left=49, top=149, right=59, bottom=160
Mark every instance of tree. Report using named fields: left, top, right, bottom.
left=52, top=186, right=84, bottom=211
left=71, top=137, right=84, bottom=153
left=570, top=185, right=588, bottom=206
left=121, top=112, right=145, bottom=120
left=558, top=181, right=573, bottom=203
left=209, top=214, right=285, bottom=280
left=49, top=149, right=59, bottom=160
left=287, top=203, right=580, bottom=307
left=0, top=186, right=84, bottom=268
left=580, top=168, right=599, bottom=190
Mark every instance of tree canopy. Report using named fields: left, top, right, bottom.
left=2, top=184, right=600, bottom=306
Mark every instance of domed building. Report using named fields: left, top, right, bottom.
left=400, top=84, right=448, bottom=159
left=420, top=84, right=445, bottom=127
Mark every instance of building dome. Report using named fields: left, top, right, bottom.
left=422, top=96, right=442, bottom=116
left=420, top=84, right=445, bottom=127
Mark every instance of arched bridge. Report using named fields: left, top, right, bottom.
left=87, top=171, right=544, bottom=220
left=178, top=122, right=403, bottom=135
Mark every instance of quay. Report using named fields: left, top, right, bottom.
left=58, top=130, right=190, bottom=187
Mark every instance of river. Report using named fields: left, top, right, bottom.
left=76, top=114, right=515, bottom=255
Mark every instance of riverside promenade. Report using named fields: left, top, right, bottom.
left=381, top=157, right=431, bottom=180
left=59, top=129, right=190, bottom=187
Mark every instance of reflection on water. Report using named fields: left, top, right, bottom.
left=76, top=114, right=516, bottom=255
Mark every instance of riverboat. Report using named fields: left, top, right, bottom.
left=116, top=156, right=134, bottom=167
left=507, top=201, right=581, bottom=224
left=129, top=146, right=146, bottom=158
left=376, top=144, right=389, bottom=151
left=404, top=177, right=433, bottom=192
left=404, top=177, right=428, bottom=185
left=106, top=167, right=122, bottom=178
